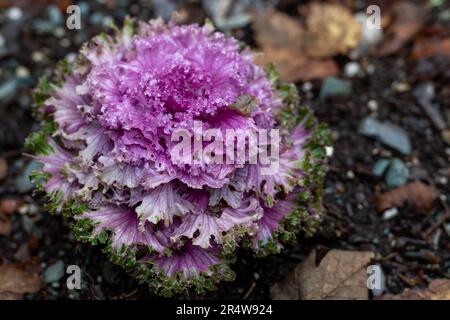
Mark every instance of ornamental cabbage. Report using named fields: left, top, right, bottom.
left=26, top=18, right=329, bottom=296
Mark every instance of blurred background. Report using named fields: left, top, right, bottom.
left=0, top=0, right=449, bottom=300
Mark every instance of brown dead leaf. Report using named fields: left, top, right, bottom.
left=375, top=1, right=428, bottom=56
left=271, top=248, right=374, bottom=300
left=252, top=10, right=339, bottom=82
left=411, top=37, right=450, bottom=60
left=302, top=3, right=362, bottom=58
left=375, top=181, right=438, bottom=213
left=0, top=291, right=23, bottom=300
left=253, top=11, right=304, bottom=51
left=0, top=264, right=43, bottom=298
left=255, top=48, right=338, bottom=82
left=378, top=279, right=450, bottom=300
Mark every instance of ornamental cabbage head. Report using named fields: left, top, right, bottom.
left=26, top=18, right=329, bottom=296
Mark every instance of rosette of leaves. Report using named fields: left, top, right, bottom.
left=26, top=18, right=329, bottom=297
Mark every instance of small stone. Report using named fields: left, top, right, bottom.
left=382, top=207, right=399, bottom=220
left=444, top=224, right=450, bottom=237
left=344, top=62, right=361, bottom=78
left=44, top=260, right=65, bottom=283
left=0, top=79, right=18, bottom=104
left=346, top=170, right=355, bottom=179
left=47, top=5, right=63, bottom=25
left=7, top=7, right=23, bottom=21
left=319, top=77, right=352, bottom=100
left=302, top=81, right=313, bottom=92
left=89, top=12, right=104, bottom=26
left=54, top=27, right=65, bottom=38
left=60, top=38, right=71, bottom=48
left=0, top=157, right=7, bottom=181
left=325, top=146, right=334, bottom=157
left=102, top=16, right=114, bottom=28
left=439, top=9, right=450, bottom=21
left=413, top=82, right=435, bottom=102
left=437, top=175, right=448, bottom=185
left=366, top=64, right=376, bottom=75
left=14, top=160, right=43, bottom=193
left=31, top=51, right=45, bottom=63
left=367, top=99, right=378, bottom=112
left=359, top=117, right=412, bottom=155
left=372, top=159, right=390, bottom=177
left=21, top=215, right=35, bottom=234
left=392, top=81, right=411, bottom=92
left=153, top=0, right=179, bottom=21
left=384, top=158, right=409, bottom=188
left=78, top=2, right=90, bottom=15
left=16, top=66, right=30, bottom=78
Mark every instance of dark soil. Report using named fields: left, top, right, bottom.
left=0, top=0, right=448, bottom=300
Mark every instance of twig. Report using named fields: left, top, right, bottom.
left=422, top=198, right=450, bottom=238
left=242, top=282, right=256, bottom=300
left=417, top=98, right=446, bottom=131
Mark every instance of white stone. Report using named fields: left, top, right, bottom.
left=7, top=7, right=23, bottom=21
left=344, top=62, right=361, bottom=77
left=382, top=207, right=399, bottom=221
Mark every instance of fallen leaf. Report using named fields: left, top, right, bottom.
left=377, top=279, right=450, bottom=300
left=0, top=291, right=23, bottom=300
left=303, top=3, right=362, bottom=58
left=375, top=1, right=428, bottom=56
left=253, top=10, right=304, bottom=51
left=411, top=37, right=450, bottom=60
left=271, top=248, right=374, bottom=300
left=375, top=181, right=438, bottom=213
left=252, top=10, right=338, bottom=82
left=0, top=264, right=43, bottom=299
left=254, top=48, right=339, bottom=82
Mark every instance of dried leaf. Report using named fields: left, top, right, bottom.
left=375, top=1, right=428, bottom=56
left=0, top=264, right=43, bottom=298
left=271, top=248, right=374, bottom=300
left=411, top=37, right=450, bottom=60
left=375, top=181, right=438, bottom=213
left=378, top=279, right=450, bottom=300
left=252, top=10, right=339, bottom=82
left=303, top=3, right=362, bottom=58
left=255, top=48, right=339, bottom=82
left=253, top=11, right=304, bottom=51
left=0, top=291, right=23, bottom=300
